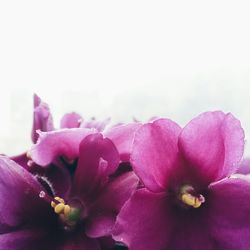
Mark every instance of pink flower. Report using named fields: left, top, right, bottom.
left=113, top=111, right=250, bottom=250
left=0, top=133, right=138, bottom=249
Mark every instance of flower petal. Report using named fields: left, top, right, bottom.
left=81, top=117, right=111, bottom=132
left=208, top=178, right=250, bottom=249
left=73, top=133, right=120, bottom=196
left=85, top=172, right=139, bottom=238
left=236, top=157, right=250, bottom=175
left=11, top=154, right=72, bottom=199
left=167, top=221, right=215, bottom=250
left=85, top=214, right=115, bottom=239
left=131, top=119, right=181, bottom=192
left=32, top=94, right=54, bottom=143
left=30, top=128, right=96, bottom=166
left=179, top=111, right=244, bottom=185
left=11, top=152, right=29, bottom=170
left=0, top=229, right=54, bottom=250
left=0, top=156, right=52, bottom=229
left=60, top=112, right=82, bottom=128
left=105, top=123, right=142, bottom=162
left=57, top=234, right=101, bottom=250
left=0, top=229, right=100, bottom=250
left=113, top=189, right=172, bottom=250
left=30, top=163, right=72, bottom=199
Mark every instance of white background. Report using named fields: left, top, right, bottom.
left=0, top=1, right=250, bottom=156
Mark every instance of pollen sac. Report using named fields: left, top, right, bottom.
left=51, top=196, right=82, bottom=231
left=179, top=185, right=205, bottom=209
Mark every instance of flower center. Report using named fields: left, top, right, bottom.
left=179, top=185, right=205, bottom=208
left=51, top=196, right=81, bottom=231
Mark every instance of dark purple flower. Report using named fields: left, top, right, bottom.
left=0, top=133, right=138, bottom=249
left=113, top=111, right=250, bottom=250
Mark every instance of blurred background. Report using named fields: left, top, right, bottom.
left=0, top=1, right=250, bottom=156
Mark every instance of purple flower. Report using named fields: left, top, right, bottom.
left=61, top=113, right=111, bottom=132
left=0, top=133, right=138, bottom=249
left=105, top=123, right=142, bottom=162
left=32, top=93, right=110, bottom=134
left=60, top=112, right=83, bottom=129
left=113, top=111, right=250, bottom=250
left=12, top=94, right=110, bottom=168
left=29, top=115, right=142, bottom=176
left=32, top=94, right=54, bottom=143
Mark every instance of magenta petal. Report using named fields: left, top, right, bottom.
left=85, top=172, right=139, bottom=238
left=73, top=133, right=120, bottom=196
left=236, top=158, right=250, bottom=175
left=30, top=128, right=96, bottom=166
left=167, top=219, right=215, bottom=250
left=85, top=214, right=115, bottom=239
left=113, top=189, right=172, bottom=250
left=208, top=178, right=250, bottom=249
left=179, top=111, right=245, bottom=185
left=81, top=117, right=111, bottom=132
left=0, top=229, right=100, bottom=250
left=31, top=163, right=72, bottom=199
left=0, top=156, right=51, bottom=228
left=131, top=119, right=181, bottom=192
left=58, top=234, right=100, bottom=250
left=11, top=152, right=29, bottom=170
left=32, top=94, right=54, bottom=143
left=105, top=123, right=142, bottom=162
left=92, top=171, right=139, bottom=212
left=60, top=112, right=82, bottom=128
left=0, top=229, right=54, bottom=250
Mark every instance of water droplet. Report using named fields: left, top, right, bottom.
left=39, top=191, right=46, bottom=198
left=99, top=158, right=108, bottom=169
left=27, top=160, right=33, bottom=167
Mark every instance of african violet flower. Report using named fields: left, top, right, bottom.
left=105, top=123, right=142, bottom=163
left=113, top=111, right=250, bottom=250
left=0, top=133, right=138, bottom=249
left=32, top=94, right=142, bottom=163
left=28, top=94, right=142, bottom=174
left=12, top=94, right=112, bottom=169
left=32, top=94, right=54, bottom=143
left=32, top=94, right=110, bottom=137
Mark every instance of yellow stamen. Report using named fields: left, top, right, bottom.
left=181, top=193, right=202, bottom=208
left=64, top=205, right=71, bottom=216
left=51, top=197, right=65, bottom=208
left=55, top=197, right=65, bottom=204
left=51, top=201, right=56, bottom=208
left=50, top=196, right=82, bottom=229
left=50, top=196, right=75, bottom=219
left=55, top=203, right=65, bottom=214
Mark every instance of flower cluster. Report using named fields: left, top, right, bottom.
left=1, top=95, right=250, bottom=250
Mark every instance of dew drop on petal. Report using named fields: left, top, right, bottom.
left=39, top=191, right=46, bottom=198
left=27, top=160, right=33, bottom=167
left=99, top=157, right=108, bottom=170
